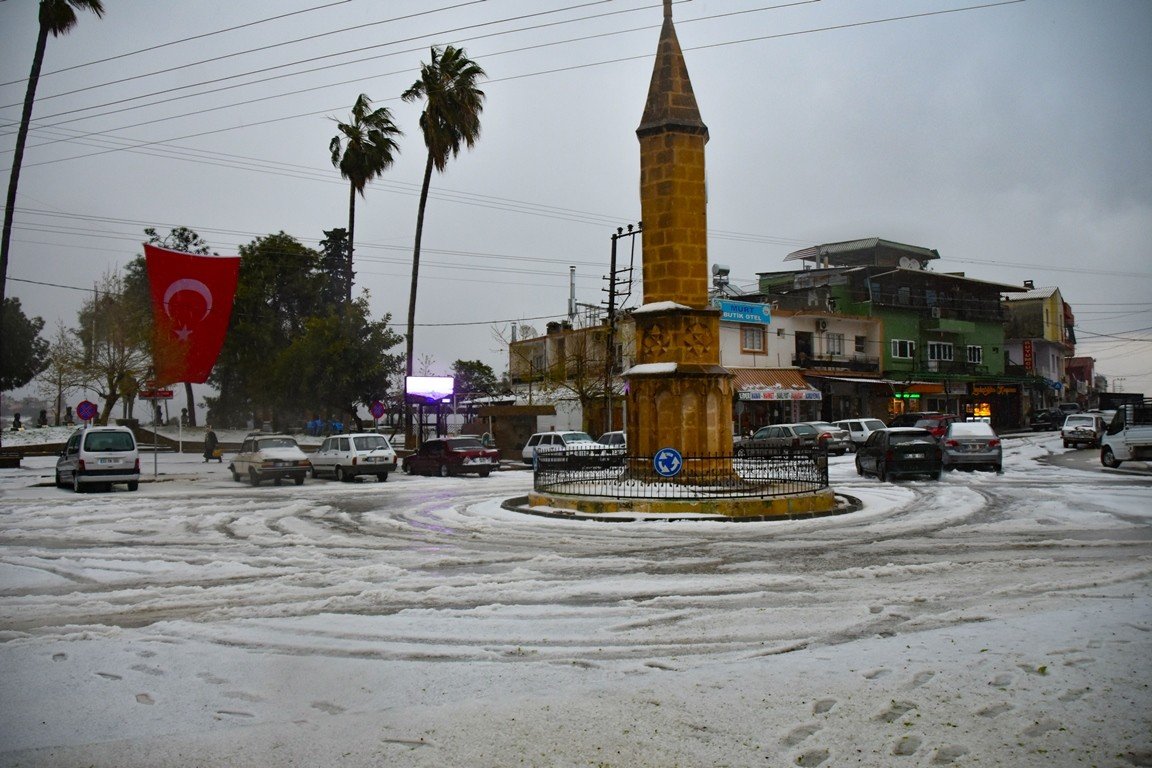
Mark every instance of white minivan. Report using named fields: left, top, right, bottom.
left=55, top=425, right=140, bottom=493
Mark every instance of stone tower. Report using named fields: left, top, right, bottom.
left=625, top=0, right=734, bottom=461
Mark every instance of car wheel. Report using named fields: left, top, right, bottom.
left=309, top=466, right=319, bottom=479
left=249, top=469, right=261, bottom=486
left=1063, top=440, right=1070, bottom=448
left=993, top=464, right=1003, bottom=473
left=378, top=472, right=388, bottom=482
left=1101, top=447, right=1122, bottom=468
left=232, top=469, right=242, bottom=482
left=854, top=457, right=864, bottom=476
left=55, top=470, right=64, bottom=488
left=273, top=477, right=283, bottom=486
left=439, top=463, right=451, bottom=478
left=478, top=469, right=491, bottom=478
left=72, top=472, right=84, bottom=493
left=877, top=461, right=888, bottom=482
left=294, top=474, right=305, bottom=486
left=127, top=481, right=139, bottom=491
left=932, top=469, right=942, bottom=481
left=335, top=465, right=347, bottom=482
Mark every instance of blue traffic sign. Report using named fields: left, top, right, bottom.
left=653, top=447, right=683, bottom=478
left=76, top=400, right=98, bottom=422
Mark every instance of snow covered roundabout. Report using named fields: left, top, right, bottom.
left=0, top=431, right=1149, bottom=767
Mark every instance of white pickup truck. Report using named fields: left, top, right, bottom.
left=1099, top=400, right=1152, bottom=468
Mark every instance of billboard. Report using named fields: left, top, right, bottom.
left=405, top=376, right=454, bottom=404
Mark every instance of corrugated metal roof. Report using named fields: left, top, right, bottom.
left=784, top=238, right=939, bottom=262
left=1003, top=286, right=1059, bottom=300
left=729, top=368, right=815, bottom=392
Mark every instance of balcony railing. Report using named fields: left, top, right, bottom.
left=792, top=355, right=880, bottom=373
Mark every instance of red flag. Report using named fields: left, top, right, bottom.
left=144, top=243, right=241, bottom=385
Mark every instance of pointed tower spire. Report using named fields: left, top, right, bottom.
left=638, top=0, right=708, bottom=140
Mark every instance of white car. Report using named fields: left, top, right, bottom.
left=310, top=432, right=398, bottom=482
left=55, top=425, right=140, bottom=493
left=229, top=433, right=311, bottom=486
left=522, top=431, right=613, bottom=467
left=834, top=418, right=888, bottom=450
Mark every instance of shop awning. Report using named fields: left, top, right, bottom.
left=730, top=368, right=822, bottom=401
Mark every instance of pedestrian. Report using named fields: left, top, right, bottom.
left=203, top=426, right=220, bottom=463
left=10, top=413, right=22, bottom=432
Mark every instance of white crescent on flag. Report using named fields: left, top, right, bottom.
left=162, top=278, right=213, bottom=320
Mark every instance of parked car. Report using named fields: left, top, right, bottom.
left=735, top=423, right=821, bottom=457
left=310, top=432, right=398, bottom=481
left=941, top=421, right=1003, bottom=472
left=55, top=425, right=140, bottom=493
left=1029, top=408, right=1061, bottom=431
left=1060, top=413, right=1105, bottom=449
left=889, top=412, right=961, bottom=440
left=597, top=430, right=627, bottom=465
left=834, top=418, right=888, bottom=450
left=229, top=433, right=310, bottom=486
left=800, top=421, right=852, bottom=455
left=522, top=431, right=614, bottom=467
left=404, top=436, right=500, bottom=477
left=855, top=427, right=942, bottom=481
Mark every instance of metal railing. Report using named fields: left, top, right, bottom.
left=533, top=447, right=828, bottom=500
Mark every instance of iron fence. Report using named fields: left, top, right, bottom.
left=532, top=447, right=828, bottom=500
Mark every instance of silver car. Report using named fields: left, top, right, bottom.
left=941, top=421, right=1002, bottom=472
left=801, top=422, right=852, bottom=455
left=55, top=426, right=140, bottom=493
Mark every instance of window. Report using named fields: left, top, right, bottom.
left=928, top=342, right=954, bottom=362
left=740, top=325, right=765, bottom=353
left=967, top=345, right=983, bottom=364
left=891, top=339, right=916, bottom=359
left=855, top=335, right=867, bottom=354
left=826, top=333, right=844, bottom=356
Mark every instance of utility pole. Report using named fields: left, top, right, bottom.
left=603, top=222, right=641, bottom=434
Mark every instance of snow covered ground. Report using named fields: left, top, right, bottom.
left=0, top=431, right=1149, bottom=767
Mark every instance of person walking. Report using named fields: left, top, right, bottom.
left=203, top=426, right=220, bottom=463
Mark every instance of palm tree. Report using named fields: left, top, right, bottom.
left=329, top=94, right=401, bottom=304
left=401, top=45, right=486, bottom=437
left=0, top=0, right=105, bottom=449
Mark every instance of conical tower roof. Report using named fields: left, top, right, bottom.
left=637, top=0, right=708, bottom=139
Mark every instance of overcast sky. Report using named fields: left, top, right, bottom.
left=2, top=0, right=1150, bottom=396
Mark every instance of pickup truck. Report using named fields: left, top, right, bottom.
left=1100, top=400, right=1152, bottom=468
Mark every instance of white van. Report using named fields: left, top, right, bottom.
left=55, top=425, right=140, bottom=492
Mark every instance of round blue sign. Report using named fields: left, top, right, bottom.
left=653, top=447, right=683, bottom=478
left=76, top=400, right=98, bottom=422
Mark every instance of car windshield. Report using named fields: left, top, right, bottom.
left=913, top=418, right=943, bottom=429
left=257, top=437, right=297, bottom=450
left=447, top=437, right=483, bottom=449
left=949, top=422, right=995, bottom=437
left=1064, top=416, right=1094, bottom=427
left=83, top=431, right=134, bottom=452
left=561, top=432, right=596, bottom=443
left=863, top=419, right=886, bottom=430
left=792, top=424, right=818, bottom=435
left=353, top=435, right=390, bottom=451
left=808, top=423, right=840, bottom=431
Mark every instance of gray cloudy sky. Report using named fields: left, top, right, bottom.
left=3, top=0, right=1150, bottom=395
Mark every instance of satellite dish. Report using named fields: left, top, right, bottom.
left=898, top=256, right=921, bottom=270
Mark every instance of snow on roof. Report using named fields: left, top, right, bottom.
left=632, top=301, right=692, bottom=314
left=623, top=362, right=678, bottom=375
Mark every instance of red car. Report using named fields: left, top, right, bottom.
left=402, top=436, right=500, bottom=478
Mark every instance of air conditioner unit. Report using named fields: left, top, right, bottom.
left=930, top=307, right=942, bottom=319
left=816, top=319, right=828, bottom=333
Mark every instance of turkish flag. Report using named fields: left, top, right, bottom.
left=144, top=244, right=241, bottom=385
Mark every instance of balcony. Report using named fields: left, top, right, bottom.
left=793, top=354, right=880, bottom=373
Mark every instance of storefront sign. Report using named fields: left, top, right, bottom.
left=1022, top=340, right=1034, bottom=374
left=738, top=389, right=821, bottom=401
left=970, top=384, right=1018, bottom=397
